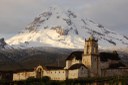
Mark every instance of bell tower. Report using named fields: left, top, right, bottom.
left=82, top=36, right=101, bottom=77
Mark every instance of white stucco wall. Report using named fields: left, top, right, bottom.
left=65, top=59, right=82, bottom=69
left=65, top=60, right=72, bottom=69
left=68, top=66, right=88, bottom=79
left=44, top=70, right=67, bottom=80
left=13, top=71, right=35, bottom=81
left=71, top=58, right=81, bottom=65
left=68, top=69, right=79, bottom=79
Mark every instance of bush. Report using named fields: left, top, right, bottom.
left=41, top=76, right=51, bottom=81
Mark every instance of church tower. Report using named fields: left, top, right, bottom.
left=82, top=36, right=101, bottom=77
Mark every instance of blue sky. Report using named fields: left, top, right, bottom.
left=0, top=0, right=128, bottom=38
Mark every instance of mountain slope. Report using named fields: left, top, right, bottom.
left=0, top=47, right=73, bottom=71
left=6, top=7, right=128, bottom=49
left=0, top=38, right=13, bottom=49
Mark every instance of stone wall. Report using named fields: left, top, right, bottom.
left=100, top=62, right=109, bottom=69
left=78, top=66, right=88, bottom=78
left=100, top=60, right=121, bottom=69
left=101, top=68, right=128, bottom=77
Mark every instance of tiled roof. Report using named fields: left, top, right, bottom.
left=68, top=64, right=87, bottom=70
left=66, top=51, right=121, bottom=62
left=13, top=69, right=34, bottom=73
left=100, top=52, right=121, bottom=62
left=66, top=51, right=83, bottom=60
left=45, top=66, right=64, bottom=70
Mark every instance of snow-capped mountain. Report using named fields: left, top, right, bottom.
left=6, top=7, right=128, bottom=49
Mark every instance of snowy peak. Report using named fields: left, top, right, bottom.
left=6, top=7, right=128, bottom=49
left=25, top=7, right=78, bottom=34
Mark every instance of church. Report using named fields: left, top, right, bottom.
left=1, top=36, right=128, bottom=81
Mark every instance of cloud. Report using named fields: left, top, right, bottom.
left=82, top=0, right=128, bottom=34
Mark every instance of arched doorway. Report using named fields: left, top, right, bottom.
left=36, top=66, right=43, bottom=78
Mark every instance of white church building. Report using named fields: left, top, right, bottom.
left=12, top=36, right=128, bottom=81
